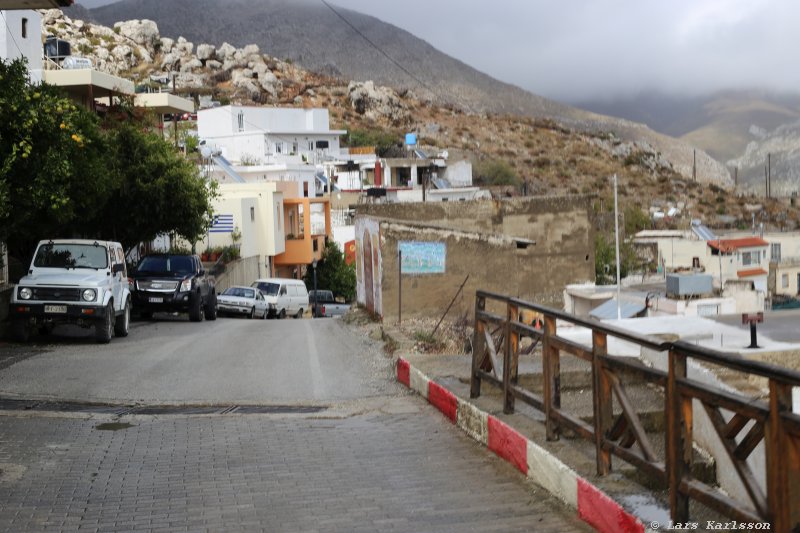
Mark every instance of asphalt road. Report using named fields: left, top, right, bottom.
left=0, top=315, right=390, bottom=404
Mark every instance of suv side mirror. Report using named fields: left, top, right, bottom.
left=199, top=268, right=205, bottom=276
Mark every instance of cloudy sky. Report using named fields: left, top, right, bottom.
left=325, top=0, right=799, bottom=103
left=77, top=0, right=800, bottom=103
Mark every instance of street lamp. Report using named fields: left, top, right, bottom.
left=312, top=258, right=318, bottom=318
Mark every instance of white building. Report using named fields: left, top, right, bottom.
left=198, top=106, right=346, bottom=166
left=1, top=9, right=43, bottom=82
left=197, top=105, right=347, bottom=197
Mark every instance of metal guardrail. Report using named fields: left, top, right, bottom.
left=470, top=289, right=800, bottom=531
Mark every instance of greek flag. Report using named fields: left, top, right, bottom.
left=210, top=214, right=234, bottom=233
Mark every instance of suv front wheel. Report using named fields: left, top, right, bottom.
left=189, top=293, right=205, bottom=322
left=114, top=298, right=130, bottom=337
left=95, top=302, right=114, bottom=344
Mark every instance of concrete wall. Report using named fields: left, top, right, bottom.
left=355, top=196, right=595, bottom=320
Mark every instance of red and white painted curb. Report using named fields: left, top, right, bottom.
left=397, top=357, right=648, bottom=533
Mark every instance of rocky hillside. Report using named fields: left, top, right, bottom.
left=580, top=90, right=800, bottom=195
left=40, top=10, right=800, bottom=231
left=66, top=0, right=730, bottom=187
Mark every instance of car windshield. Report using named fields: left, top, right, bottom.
left=223, top=287, right=255, bottom=299
left=33, top=243, right=108, bottom=269
left=136, top=255, right=195, bottom=275
left=252, top=282, right=279, bottom=295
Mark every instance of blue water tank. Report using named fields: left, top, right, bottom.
left=405, top=133, right=417, bottom=146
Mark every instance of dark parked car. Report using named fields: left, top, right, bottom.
left=130, top=253, right=216, bottom=322
left=308, top=290, right=350, bottom=318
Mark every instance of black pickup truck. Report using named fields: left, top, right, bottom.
left=130, top=253, right=217, bottom=322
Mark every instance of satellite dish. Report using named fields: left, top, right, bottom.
left=200, top=146, right=212, bottom=159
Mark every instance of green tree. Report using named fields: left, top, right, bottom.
left=595, top=234, right=639, bottom=285
left=97, top=122, right=216, bottom=251
left=343, top=127, right=403, bottom=157
left=304, top=240, right=356, bottom=302
left=0, top=58, right=110, bottom=257
left=0, top=57, right=216, bottom=263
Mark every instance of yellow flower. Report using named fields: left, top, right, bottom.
left=60, top=123, right=66, bottom=129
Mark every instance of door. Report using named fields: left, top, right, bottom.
left=111, top=245, right=126, bottom=311
left=278, top=284, right=289, bottom=314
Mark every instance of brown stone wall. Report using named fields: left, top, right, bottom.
left=376, top=218, right=594, bottom=321
left=356, top=195, right=594, bottom=252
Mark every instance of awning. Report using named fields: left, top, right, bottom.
left=737, top=268, right=768, bottom=278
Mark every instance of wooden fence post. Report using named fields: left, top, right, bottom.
left=765, top=380, right=797, bottom=531
left=593, top=330, right=612, bottom=475
left=470, top=294, right=486, bottom=399
left=543, top=315, right=560, bottom=441
left=503, top=301, right=519, bottom=414
left=667, top=349, right=691, bottom=523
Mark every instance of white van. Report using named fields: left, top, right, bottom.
left=250, top=278, right=309, bottom=319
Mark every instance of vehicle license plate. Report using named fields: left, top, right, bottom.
left=44, top=305, right=67, bottom=313
left=148, top=297, right=163, bottom=303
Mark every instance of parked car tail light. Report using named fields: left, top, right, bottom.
left=82, top=289, right=97, bottom=302
left=18, top=287, right=32, bottom=300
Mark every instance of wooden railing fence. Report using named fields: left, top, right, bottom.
left=471, top=290, right=800, bottom=531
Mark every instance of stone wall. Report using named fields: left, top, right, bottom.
left=355, top=196, right=595, bottom=321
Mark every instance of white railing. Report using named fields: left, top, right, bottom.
left=213, top=255, right=261, bottom=293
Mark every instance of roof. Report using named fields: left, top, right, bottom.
left=737, top=268, right=768, bottom=278
left=589, top=299, right=646, bottom=320
left=135, top=93, right=194, bottom=115
left=707, top=237, right=768, bottom=253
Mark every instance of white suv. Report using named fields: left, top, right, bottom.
left=9, top=239, right=132, bottom=343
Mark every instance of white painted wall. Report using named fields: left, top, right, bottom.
left=197, top=182, right=285, bottom=264
left=443, top=159, right=473, bottom=187
left=198, top=106, right=343, bottom=166
left=1, top=10, right=43, bottom=82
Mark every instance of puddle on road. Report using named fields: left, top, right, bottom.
left=94, top=422, right=135, bottom=431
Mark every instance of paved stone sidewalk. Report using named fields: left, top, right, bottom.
left=0, top=397, right=589, bottom=533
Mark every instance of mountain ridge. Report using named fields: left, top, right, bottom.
left=67, top=0, right=731, bottom=186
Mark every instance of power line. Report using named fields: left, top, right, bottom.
left=0, top=11, right=25, bottom=61
left=318, top=0, right=438, bottom=97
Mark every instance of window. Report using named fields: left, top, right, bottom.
left=237, top=111, right=244, bottom=132
left=315, top=140, right=329, bottom=149
left=275, top=142, right=283, bottom=154
left=741, top=251, right=758, bottom=266
left=21, top=18, right=28, bottom=39
left=782, top=273, right=789, bottom=288
left=292, top=142, right=298, bottom=154
left=250, top=206, right=255, bottom=222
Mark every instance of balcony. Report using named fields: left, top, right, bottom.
left=273, top=198, right=330, bottom=268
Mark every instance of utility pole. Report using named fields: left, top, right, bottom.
left=613, top=174, right=621, bottom=319
left=768, top=153, right=771, bottom=198
left=172, top=74, right=178, bottom=149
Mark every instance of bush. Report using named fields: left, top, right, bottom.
left=473, top=159, right=521, bottom=187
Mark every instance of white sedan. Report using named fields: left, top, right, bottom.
left=216, top=286, right=268, bottom=319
